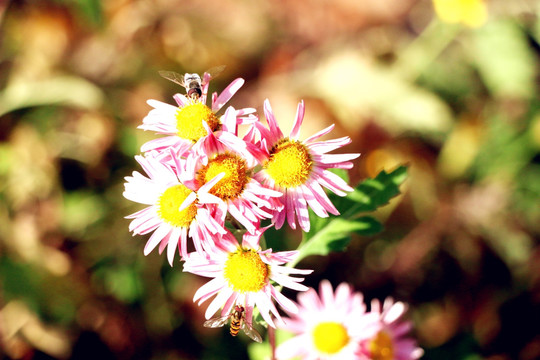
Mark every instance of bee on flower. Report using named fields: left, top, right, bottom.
left=183, top=228, right=313, bottom=332
left=204, top=304, right=262, bottom=343
left=138, top=67, right=256, bottom=157
left=159, top=65, right=226, bottom=101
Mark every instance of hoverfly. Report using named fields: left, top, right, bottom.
left=158, top=65, right=226, bottom=101
left=203, top=305, right=262, bottom=343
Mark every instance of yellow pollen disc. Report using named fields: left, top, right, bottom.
left=175, top=102, right=220, bottom=142
left=369, top=330, right=394, bottom=360
left=264, top=139, right=312, bottom=188
left=157, top=184, right=198, bottom=227
left=223, top=249, right=269, bottom=293
left=312, top=322, right=350, bottom=354
left=197, top=153, right=249, bottom=200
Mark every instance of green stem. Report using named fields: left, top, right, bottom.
left=392, top=19, right=461, bottom=82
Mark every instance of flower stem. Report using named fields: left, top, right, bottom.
left=392, top=19, right=461, bottom=82
left=268, top=324, right=276, bottom=360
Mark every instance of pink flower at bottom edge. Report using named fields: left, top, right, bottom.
left=356, top=298, right=424, bottom=360
left=276, top=280, right=380, bottom=360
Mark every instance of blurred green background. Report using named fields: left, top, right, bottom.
left=0, top=0, right=539, bottom=359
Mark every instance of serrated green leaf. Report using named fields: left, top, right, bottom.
left=338, top=165, right=408, bottom=216
left=291, top=166, right=407, bottom=265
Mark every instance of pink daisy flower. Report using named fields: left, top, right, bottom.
left=139, top=71, right=256, bottom=156
left=183, top=229, right=313, bottom=330
left=253, top=99, right=360, bottom=232
left=182, top=109, right=283, bottom=234
left=276, top=280, right=379, bottom=360
left=357, top=298, right=424, bottom=360
left=123, top=152, right=226, bottom=265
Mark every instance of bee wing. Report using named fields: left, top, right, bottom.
left=158, top=70, right=186, bottom=87
left=203, top=315, right=231, bottom=329
left=241, top=320, right=262, bottom=343
left=203, top=65, right=226, bottom=82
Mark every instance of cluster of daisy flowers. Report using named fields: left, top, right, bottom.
left=276, top=280, right=424, bottom=360
left=123, top=68, right=423, bottom=358
left=123, top=68, right=358, bottom=337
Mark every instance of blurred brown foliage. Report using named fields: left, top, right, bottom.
left=0, top=0, right=539, bottom=359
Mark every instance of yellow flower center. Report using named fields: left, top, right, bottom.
left=369, top=330, right=394, bottom=360
left=157, top=184, right=198, bottom=227
left=312, top=322, right=350, bottom=354
left=175, top=102, right=220, bottom=142
left=264, top=139, right=312, bottom=188
left=223, top=249, right=269, bottom=293
left=197, top=153, right=249, bottom=200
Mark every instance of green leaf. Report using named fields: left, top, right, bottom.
left=0, top=76, right=104, bottom=117
left=247, top=341, right=271, bottom=360
left=52, top=0, right=103, bottom=27
left=0, top=257, right=41, bottom=309
left=312, top=50, right=453, bottom=138
left=292, top=166, right=408, bottom=265
left=473, top=116, right=536, bottom=181
left=61, top=191, right=106, bottom=236
left=297, top=217, right=382, bottom=261
left=472, top=20, right=536, bottom=99
left=93, top=264, right=144, bottom=304
left=75, top=0, right=103, bottom=26
left=337, top=165, right=408, bottom=216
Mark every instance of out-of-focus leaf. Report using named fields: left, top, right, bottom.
left=73, top=0, right=103, bottom=27
left=0, top=76, right=103, bottom=117
left=472, top=20, right=536, bottom=99
left=513, top=164, right=540, bottom=230
left=52, top=0, right=103, bottom=27
left=423, top=332, right=482, bottom=360
left=438, top=119, right=484, bottom=180
left=311, top=51, right=453, bottom=137
left=93, top=263, right=144, bottom=304
left=118, top=128, right=141, bottom=157
left=247, top=341, right=270, bottom=360
left=104, top=266, right=143, bottom=303
left=0, top=257, right=41, bottom=311
left=0, top=145, right=12, bottom=178
left=61, top=191, right=106, bottom=235
left=473, top=116, right=536, bottom=181
left=247, top=328, right=295, bottom=360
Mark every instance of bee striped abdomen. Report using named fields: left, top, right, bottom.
left=230, top=318, right=241, bottom=336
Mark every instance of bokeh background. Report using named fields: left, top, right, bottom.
left=1, top=0, right=539, bottom=359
